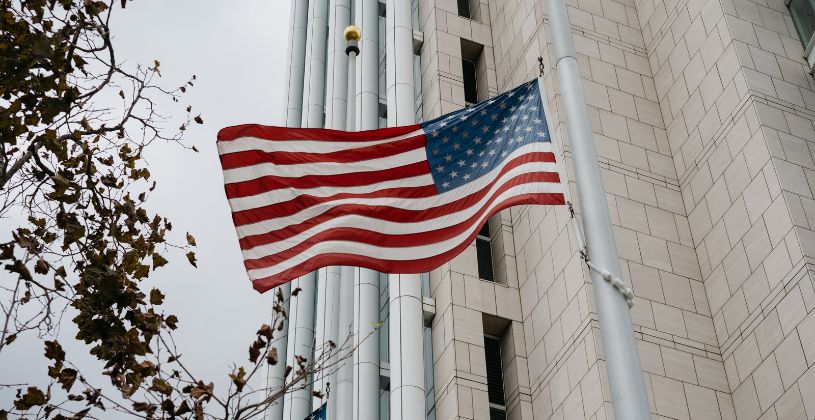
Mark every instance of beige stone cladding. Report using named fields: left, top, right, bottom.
left=419, top=0, right=533, bottom=419
left=636, top=0, right=815, bottom=418
left=419, top=0, right=815, bottom=418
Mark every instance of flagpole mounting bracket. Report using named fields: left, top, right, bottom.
left=566, top=201, right=634, bottom=308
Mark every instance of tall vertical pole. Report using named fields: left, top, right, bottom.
left=284, top=0, right=328, bottom=418
left=545, top=0, right=651, bottom=418
left=352, top=1, right=382, bottom=419
left=335, top=27, right=360, bottom=420
left=386, top=0, right=426, bottom=418
left=267, top=0, right=309, bottom=418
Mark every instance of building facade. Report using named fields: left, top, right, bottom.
left=272, top=0, right=815, bottom=418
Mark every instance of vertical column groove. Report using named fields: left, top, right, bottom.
left=284, top=0, right=328, bottom=418
left=386, top=0, right=426, bottom=417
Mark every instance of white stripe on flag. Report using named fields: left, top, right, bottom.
left=221, top=147, right=428, bottom=184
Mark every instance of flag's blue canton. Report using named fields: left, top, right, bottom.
left=421, top=80, right=551, bottom=192
left=305, top=403, right=326, bottom=420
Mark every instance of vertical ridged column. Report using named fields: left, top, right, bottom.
left=312, top=267, right=340, bottom=410
left=301, top=0, right=329, bottom=128
left=354, top=0, right=380, bottom=130
left=284, top=0, right=327, bottom=416
left=385, top=0, right=415, bottom=125
left=282, top=272, right=318, bottom=420
left=387, top=275, right=425, bottom=420
left=312, top=269, right=327, bottom=410
left=335, top=266, right=355, bottom=420
left=352, top=268, right=380, bottom=420
left=268, top=1, right=309, bottom=418
left=325, top=0, right=351, bottom=131
left=386, top=0, right=426, bottom=418
left=284, top=0, right=310, bottom=127
left=265, top=283, right=290, bottom=420
left=352, top=1, right=382, bottom=419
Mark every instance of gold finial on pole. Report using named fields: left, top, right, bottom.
left=343, top=25, right=361, bottom=42
left=344, top=25, right=361, bottom=56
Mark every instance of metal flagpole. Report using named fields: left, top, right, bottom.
left=345, top=27, right=358, bottom=132
left=333, top=25, right=359, bottom=420
left=545, top=0, right=651, bottom=418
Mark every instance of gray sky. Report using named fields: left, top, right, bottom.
left=1, top=0, right=292, bottom=408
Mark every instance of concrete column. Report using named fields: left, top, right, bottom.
left=312, top=267, right=340, bottom=410
left=324, top=0, right=351, bottom=131
left=284, top=0, right=310, bottom=127
left=387, top=275, right=425, bottom=420
left=353, top=268, right=380, bottom=420
left=335, top=266, right=355, bottom=420
left=385, top=0, right=416, bottom=126
left=355, top=0, right=380, bottom=130
left=301, top=0, right=329, bottom=128
left=282, top=272, right=318, bottom=420
left=265, top=283, right=291, bottom=420
left=284, top=0, right=327, bottom=417
left=312, top=270, right=326, bottom=410
left=386, top=0, right=426, bottom=418
left=268, top=1, right=310, bottom=418
left=350, top=1, right=382, bottom=419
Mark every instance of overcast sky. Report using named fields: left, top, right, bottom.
left=1, top=0, right=292, bottom=408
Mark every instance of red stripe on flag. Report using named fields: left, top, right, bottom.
left=217, top=124, right=422, bottom=142
left=230, top=152, right=556, bottom=226
left=248, top=192, right=566, bottom=292
left=224, top=160, right=433, bottom=199
left=220, top=134, right=425, bottom=169
left=241, top=172, right=562, bottom=270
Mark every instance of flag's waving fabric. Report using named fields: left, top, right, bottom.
left=217, top=80, right=566, bottom=292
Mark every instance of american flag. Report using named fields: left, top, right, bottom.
left=217, top=79, right=566, bottom=292
left=306, top=402, right=326, bottom=420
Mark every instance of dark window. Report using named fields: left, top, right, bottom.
left=484, top=336, right=506, bottom=420
left=457, top=0, right=470, bottom=18
left=789, top=0, right=815, bottom=47
left=476, top=221, right=493, bottom=281
left=489, top=407, right=507, bottom=420
left=460, top=39, right=485, bottom=104
left=462, top=59, right=478, bottom=105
